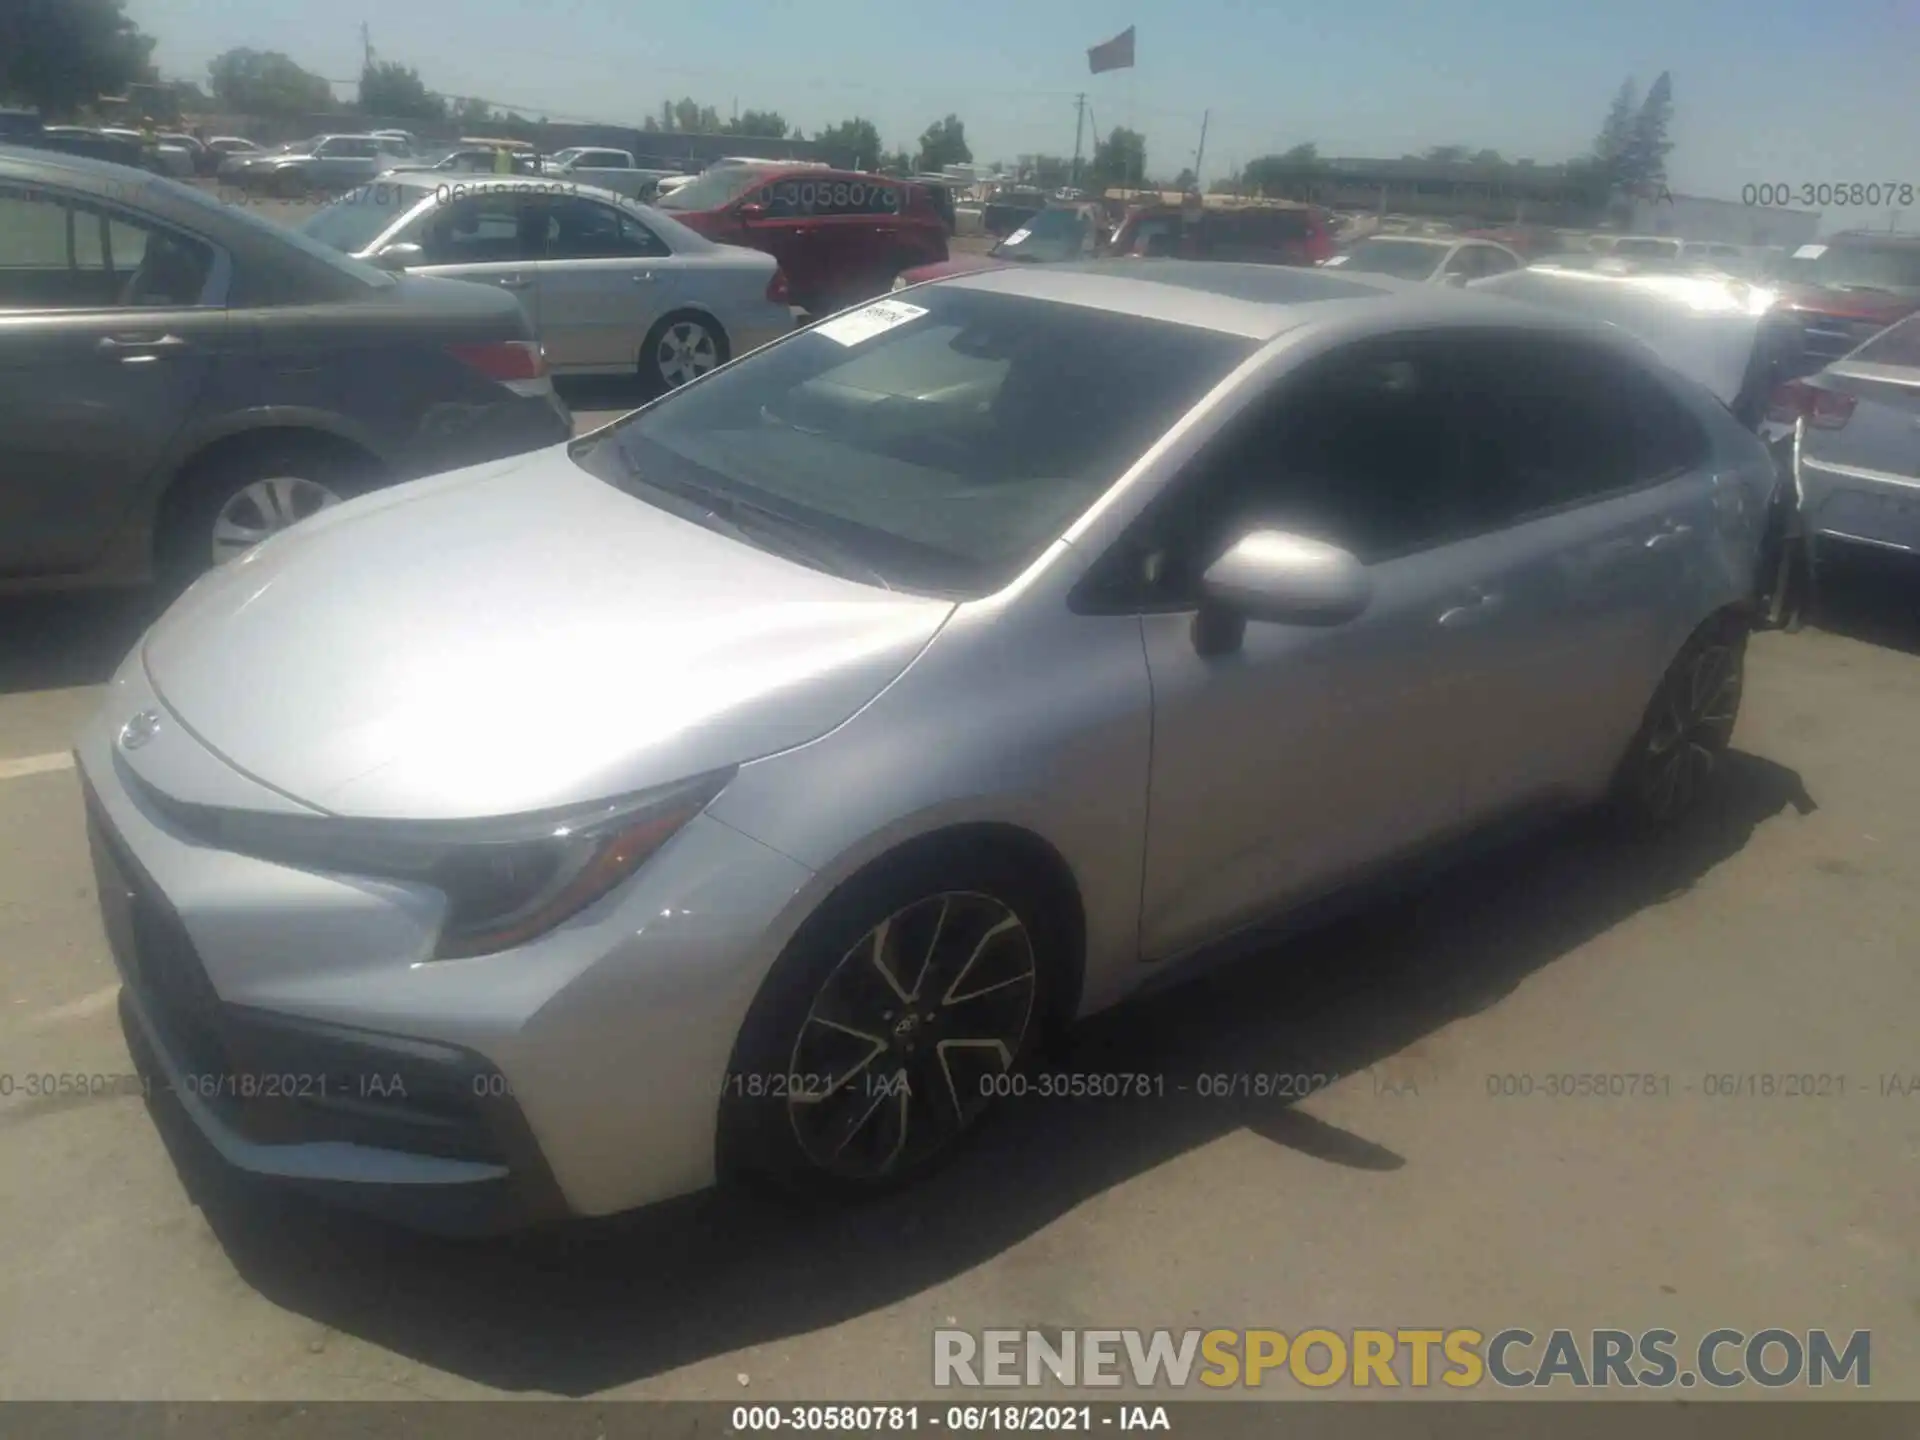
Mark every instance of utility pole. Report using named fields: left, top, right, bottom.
left=1192, top=109, right=1210, bottom=193
left=359, top=22, right=374, bottom=72
left=1071, top=93, right=1086, bottom=189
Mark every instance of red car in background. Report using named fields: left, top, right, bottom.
left=657, top=163, right=947, bottom=315
left=1769, top=231, right=1920, bottom=376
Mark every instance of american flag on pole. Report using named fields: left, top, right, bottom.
left=1088, top=26, right=1136, bottom=74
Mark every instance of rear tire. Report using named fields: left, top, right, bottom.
left=717, top=846, right=1065, bottom=1201
left=157, top=439, right=372, bottom=591
left=274, top=168, right=310, bottom=200
left=1609, top=618, right=1747, bottom=833
left=641, top=310, right=728, bottom=393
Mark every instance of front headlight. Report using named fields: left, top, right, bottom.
left=198, top=769, right=734, bottom=959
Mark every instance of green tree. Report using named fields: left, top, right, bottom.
left=915, top=113, right=971, bottom=172
left=1172, top=167, right=1196, bottom=192
left=1470, top=148, right=1503, bottom=167
left=451, top=95, right=493, bottom=125
left=1087, top=125, right=1146, bottom=190
left=1423, top=144, right=1469, bottom=164
left=723, top=108, right=787, bottom=139
left=880, top=147, right=913, bottom=175
left=207, top=47, right=333, bottom=115
left=1619, top=70, right=1673, bottom=195
left=1022, top=153, right=1070, bottom=189
left=1591, top=77, right=1639, bottom=179
left=358, top=60, right=443, bottom=120
left=814, top=116, right=883, bottom=169
left=0, top=0, right=157, bottom=119
left=661, top=96, right=722, bottom=133
left=1241, top=145, right=1322, bottom=198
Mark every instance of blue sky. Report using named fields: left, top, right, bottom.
left=132, top=0, right=1920, bottom=228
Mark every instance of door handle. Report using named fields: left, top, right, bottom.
left=1437, top=590, right=1505, bottom=628
left=1645, top=523, right=1694, bottom=550
left=632, top=272, right=656, bottom=283
left=497, top=274, right=532, bottom=290
left=97, top=333, right=188, bottom=353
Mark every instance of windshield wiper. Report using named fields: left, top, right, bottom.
left=605, top=455, right=893, bottom=590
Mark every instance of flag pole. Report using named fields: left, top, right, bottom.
left=1193, top=109, right=1209, bottom=192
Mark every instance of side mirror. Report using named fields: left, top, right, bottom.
left=737, top=201, right=767, bottom=221
left=372, top=242, right=424, bottom=271
left=1193, top=529, right=1372, bottom=655
left=1441, top=270, right=1469, bottom=287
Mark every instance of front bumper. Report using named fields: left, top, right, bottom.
left=78, top=668, right=816, bottom=1230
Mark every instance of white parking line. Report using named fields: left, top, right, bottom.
left=0, top=752, right=74, bottom=783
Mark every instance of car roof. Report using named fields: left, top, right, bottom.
left=1356, top=234, right=1454, bottom=248
left=938, top=260, right=1579, bottom=341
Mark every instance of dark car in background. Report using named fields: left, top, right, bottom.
left=1109, top=201, right=1337, bottom=266
left=894, top=202, right=1106, bottom=287
left=1772, top=232, right=1920, bottom=375
left=0, top=147, right=572, bottom=594
left=656, top=163, right=947, bottom=314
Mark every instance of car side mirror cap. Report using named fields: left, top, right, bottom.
left=372, top=242, right=424, bottom=271
left=737, top=201, right=767, bottom=220
left=1194, top=529, right=1371, bottom=654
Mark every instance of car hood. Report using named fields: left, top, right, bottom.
left=903, top=253, right=1011, bottom=284
left=141, top=449, right=955, bottom=821
left=1777, top=283, right=1920, bottom=323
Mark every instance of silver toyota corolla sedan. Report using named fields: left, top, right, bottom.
left=81, top=262, right=1777, bottom=1233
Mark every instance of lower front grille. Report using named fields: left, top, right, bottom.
left=85, top=785, right=513, bottom=1166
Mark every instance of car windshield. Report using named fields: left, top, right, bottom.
left=300, top=184, right=426, bottom=253
left=991, top=208, right=1093, bottom=262
left=162, top=177, right=396, bottom=287
left=654, top=165, right=773, bottom=210
left=1801, top=241, right=1920, bottom=294
left=573, top=288, right=1256, bottom=596
left=1335, top=239, right=1447, bottom=279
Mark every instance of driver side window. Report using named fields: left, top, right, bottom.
left=1094, top=339, right=1497, bottom=609
left=413, top=195, right=547, bottom=265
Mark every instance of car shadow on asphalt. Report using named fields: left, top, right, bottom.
left=1808, top=548, right=1920, bottom=658
left=0, top=593, right=159, bottom=697
left=131, top=748, right=1816, bottom=1397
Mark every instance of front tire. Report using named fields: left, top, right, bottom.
left=1610, top=620, right=1747, bottom=831
left=718, top=849, right=1061, bottom=1199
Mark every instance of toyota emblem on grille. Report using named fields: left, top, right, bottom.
left=118, top=710, right=162, bottom=751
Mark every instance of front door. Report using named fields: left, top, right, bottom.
left=398, top=188, right=548, bottom=332
left=533, top=196, right=681, bottom=371
left=1128, top=337, right=1519, bottom=959
left=0, top=184, right=226, bottom=575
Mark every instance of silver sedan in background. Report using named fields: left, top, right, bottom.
left=1323, top=235, right=1525, bottom=285
left=82, top=263, right=1775, bottom=1234
left=1775, top=312, right=1920, bottom=572
left=301, top=176, right=795, bottom=390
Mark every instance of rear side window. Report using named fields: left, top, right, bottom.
left=1451, top=337, right=1706, bottom=515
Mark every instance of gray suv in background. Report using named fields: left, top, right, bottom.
left=0, top=147, right=572, bottom=593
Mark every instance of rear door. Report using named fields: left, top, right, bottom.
left=534, top=196, right=679, bottom=370
left=393, top=187, right=547, bottom=331
left=1441, top=335, right=1712, bottom=819
left=0, top=182, right=230, bottom=575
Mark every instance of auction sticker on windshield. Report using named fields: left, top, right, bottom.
left=815, top=300, right=928, bottom=347
left=1793, top=243, right=1828, bottom=260
left=1003, top=226, right=1033, bottom=245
